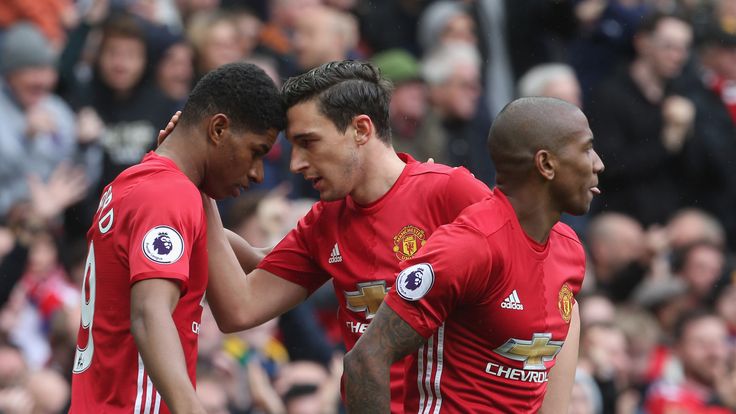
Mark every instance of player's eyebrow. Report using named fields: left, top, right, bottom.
left=290, top=132, right=316, bottom=141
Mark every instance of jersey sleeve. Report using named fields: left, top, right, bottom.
left=383, top=223, right=492, bottom=338
left=258, top=203, right=330, bottom=295
left=442, top=167, right=492, bottom=220
left=125, top=175, right=204, bottom=292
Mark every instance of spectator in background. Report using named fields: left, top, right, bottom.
left=231, top=6, right=264, bottom=59
left=570, top=368, right=604, bottom=414
left=588, top=12, right=694, bottom=228
left=714, top=279, right=736, bottom=339
left=579, top=293, right=616, bottom=327
left=421, top=42, right=494, bottom=185
left=518, top=63, right=583, bottom=108
left=8, top=230, right=78, bottom=370
left=644, top=309, right=735, bottom=414
left=616, top=307, right=667, bottom=395
left=667, top=208, right=727, bottom=250
left=151, top=30, right=194, bottom=104
left=259, top=0, right=321, bottom=58
left=416, top=1, right=477, bottom=54
left=672, top=240, right=729, bottom=306
left=578, top=322, right=633, bottom=414
left=66, top=13, right=178, bottom=239
left=571, top=0, right=651, bottom=101
left=371, top=49, right=441, bottom=163
left=292, top=5, right=359, bottom=73
left=187, top=10, right=243, bottom=81
left=585, top=213, right=659, bottom=302
left=0, top=0, right=76, bottom=50
left=0, top=23, right=88, bottom=221
left=679, top=20, right=736, bottom=250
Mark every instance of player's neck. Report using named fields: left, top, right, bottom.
left=501, top=186, right=560, bottom=244
left=155, top=130, right=205, bottom=187
left=349, top=145, right=406, bottom=205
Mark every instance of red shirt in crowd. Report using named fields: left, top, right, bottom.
left=645, top=380, right=733, bottom=414
left=70, top=152, right=208, bottom=414
left=258, top=153, right=491, bottom=413
left=384, top=189, right=586, bottom=413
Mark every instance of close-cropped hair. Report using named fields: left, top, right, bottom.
left=179, top=62, right=286, bottom=134
left=281, top=60, right=393, bottom=143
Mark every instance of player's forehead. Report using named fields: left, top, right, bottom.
left=285, top=100, right=336, bottom=140
left=238, top=128, right=279, bottom=146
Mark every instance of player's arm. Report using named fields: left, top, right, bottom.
left=204, top=197, right=307, bottom=332
left=540, top=302, right=580, bottom=414
left=344, top=302, right=426, bottom=413
left=130, top=278, right=205, bottom=414
left=223, top=228, right=271, bottom=272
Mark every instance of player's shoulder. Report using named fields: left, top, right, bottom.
left=407, top=160, right=457, bottom=176
left=115, top=157, right=199, bottom=204
left=406, top=162, right=488, bottom=197
left=550, top=221, right=583, bottom=248
left=407, top=161, right=475, bottom=182
left=298, top=199, right=341, bottom=226
left=451, top=195, right=512, bottom=238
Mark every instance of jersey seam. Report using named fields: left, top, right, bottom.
left=550, top=226, right=583, bottom=247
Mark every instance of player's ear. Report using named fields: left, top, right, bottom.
left=535, top=149, right=556, bottom=181
left=352, top=114, right=372, bottom=146
left=208, top=114, right=230, bottom=146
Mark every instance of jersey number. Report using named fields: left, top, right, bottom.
left=73, top=186, right=113, bottom=374
left=73, top=242, right=96, bottom=373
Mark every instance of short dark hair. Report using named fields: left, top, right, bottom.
left=179, top=62, right=286, bottom=134
left=281, top=60, right=393, bottom=143
left=100, top=13, right=147, bottom=47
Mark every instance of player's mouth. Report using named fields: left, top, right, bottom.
left=590, top=185, right=601, bottom=195
left=232, top=184, right=248, bottom=198
left=310, top=177, right=323, bottom=191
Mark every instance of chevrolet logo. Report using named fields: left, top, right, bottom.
left=493, top=333, right=563, bottom=370
left=345, top=281, right=389, bottom=319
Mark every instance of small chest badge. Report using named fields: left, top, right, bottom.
left=558, top=283, right=574, bottom=323
left=392, top=225, right=427, bottom=261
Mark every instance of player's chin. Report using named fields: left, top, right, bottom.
left=318, top=187, right=346, bottom=202
left=566, top=197, right=592, bottom=216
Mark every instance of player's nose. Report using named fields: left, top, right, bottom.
left=290, top=147, right=308, bottom=174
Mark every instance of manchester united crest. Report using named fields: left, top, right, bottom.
left=558, top=283, right=574, bottom=323
left=392, top=225, right=427, bottom=261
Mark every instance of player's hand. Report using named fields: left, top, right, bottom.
left=158, top=111, right=182, bottom=146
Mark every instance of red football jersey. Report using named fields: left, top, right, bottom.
left=384, top=189, right=585, bottom=413
left=258, top=154, right=491, bottom=413
left=70, top=152, right=208, bottom=414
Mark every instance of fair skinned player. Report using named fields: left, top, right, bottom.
left=69, top=63, right=285, bottom=414
left=344, top=97, right=605, bottom=413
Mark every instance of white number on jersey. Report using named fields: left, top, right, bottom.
left=73, top=242, right=96, bottom=373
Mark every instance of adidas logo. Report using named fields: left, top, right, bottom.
left=328, top=243, right=343, bottom=264
left=501, top=290, right=524, bottom=310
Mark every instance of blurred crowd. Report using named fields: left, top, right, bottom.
left=1, top=0, right=736, bottom=413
